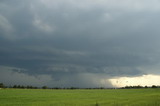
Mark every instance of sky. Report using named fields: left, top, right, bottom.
left=1, top=0, right=160, bottom=88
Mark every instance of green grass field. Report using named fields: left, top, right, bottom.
left=0, top=88, right=160, bottom=106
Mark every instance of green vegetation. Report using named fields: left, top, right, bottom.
left=0, top=88, right=160, bottom=106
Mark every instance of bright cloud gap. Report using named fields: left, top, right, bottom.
left=109, top=74, right=160, bottom=87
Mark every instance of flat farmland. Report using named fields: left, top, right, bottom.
left=0, top=88, right=160, bottom=106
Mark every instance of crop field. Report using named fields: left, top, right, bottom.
left=0, top=88, right=160, bottom=106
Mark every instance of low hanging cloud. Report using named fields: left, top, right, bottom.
left=0, top=66, right=112, bottom=88
left=0, top=66, right=53, bottom=87
left=1, top=0, right=160, bottom=87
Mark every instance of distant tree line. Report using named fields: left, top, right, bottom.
left=0, top=83, right=106, bottom=89
left=0, top=83, right=5, bottom=88
left=0, top=83, right=160, bottom=89
left=122, top=85, right=160, bottom=89
left=12, top=85, right=38, bottom=89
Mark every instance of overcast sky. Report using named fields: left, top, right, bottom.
left=1, top=0, right=160, bottom=88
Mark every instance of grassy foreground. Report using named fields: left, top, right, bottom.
left=0, top=88, right=160, bottom=106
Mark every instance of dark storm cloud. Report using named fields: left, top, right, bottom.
left=1, top=0, right=160, bottom=87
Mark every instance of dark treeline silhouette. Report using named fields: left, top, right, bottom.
left=0, top=83, right=160, bottom=89
left=122, top=85, right=160, bottom=89
left=12, top=85, right=38, bottom=89
left=0, top=83, right=5, bottom=88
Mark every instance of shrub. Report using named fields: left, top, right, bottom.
left=0, top=83, right=5, bottom=88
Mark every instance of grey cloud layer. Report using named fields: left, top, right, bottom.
left=1, top=0, right=160, bottom=87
